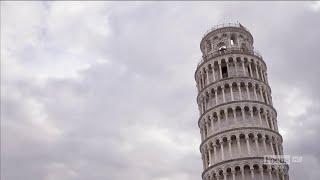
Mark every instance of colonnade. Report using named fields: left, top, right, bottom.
left=199, top=104, right=278, bottom=139
left=201, top=131, right=283, bottom=169
left=198, top=80, right=272, bottom=114
left=203, top=162, right=288, bottom=180
left=196, top=56, right=268, bottom=91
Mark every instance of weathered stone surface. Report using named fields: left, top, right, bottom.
left=195, top=23, right=289, bottom=180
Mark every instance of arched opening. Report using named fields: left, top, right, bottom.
left=253, top=164, right=260, bottom=175
left=221, top=60, right=228, bottom=78
left=235, top=166, right=241, bottom=176
left=243, top=165, right=251, bottom=179
left=236, top=106, right=242, bottom=121
left=225, top=84, right=231, bottom=102
left=230, top=34, right=237, bottom=46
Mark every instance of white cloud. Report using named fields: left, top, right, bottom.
left=284, top=88, right=312, bottom=118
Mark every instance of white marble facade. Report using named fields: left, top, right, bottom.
left=195, top=24, right=289, bottom=180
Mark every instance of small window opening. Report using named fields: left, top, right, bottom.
left=230, top=34, right=237, bottom=46
left=222, top=66, right=228, bottom=78
left=247, top=66, right=251, bottom=77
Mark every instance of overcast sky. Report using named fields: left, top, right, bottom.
left=1, top=1, right=320, bottom=180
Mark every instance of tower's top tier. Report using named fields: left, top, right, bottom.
left=200, top=23, right=254, bottom=56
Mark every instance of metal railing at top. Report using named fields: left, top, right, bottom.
left=197, top=47, right=263, bottom=67
left=202, top=23, right=250, bottom=38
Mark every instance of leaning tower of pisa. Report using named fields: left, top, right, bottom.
left=195, top=23, right=289, bottom=180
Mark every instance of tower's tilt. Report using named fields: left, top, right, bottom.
left=195, top=23, right=289, bottom=180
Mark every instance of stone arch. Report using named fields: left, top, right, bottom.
left=224, top=83, right=232, bottom=102
left=226, top=107, right=233, bottom=120
left=235, top=106, right=242, bottom=121
left=220, top=59, right=228, bottom=78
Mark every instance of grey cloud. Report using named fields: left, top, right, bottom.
left=1, top=2, right=320, bottom=180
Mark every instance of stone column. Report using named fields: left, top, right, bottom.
left=270, top=141, right=275, bottom=155
left=218, top=62, right=223, bottom=79
left=232, top=108, right=237, bottom=123
left=242, top=59, right=246, bottom=76
left=255, top=62, right=260, bottom=79
left=262, top=137, right=267, bottom=154
left=235, top=62, right=238, bottom=77
left=201, top=154, right=205, bottom=169
left=238, top=83, right=243, bottom=100
left=265, top=72, right=269, bottom=83
left=228, top=138, right=232, bottom=159
left=245, top=83, right=250, bottom=100
left=258, top=110, right=263, bottom=126
left=212, top=65, right=216, bottom=82
left=206, top=68, right=210, bottom=85
left=269, top=94, right=273, bottom=106
left=259, top=86, right=263, bottom=102
left=273, top=118, right=278, bottom=131
left=260, top=167, right=265, bottom=180
left=221, top=141, right=225, bottom=161
left=205, top=121, right=209, bottom=137
left=196, top=77, right=199, bottom=91
left=232, top=170, right=236, bottom=180
left=265, top=91, right=270, bottom=104
left=265, top=112, right=270, bottom=129
left=241, top=167, right=245, bottom=180
left=230, top=85, right=234, bottom=101
left=208, top=147, right=212, bottom=166
left=202, top=72, right=206, bottom=87
left=275, top=141, right=279, bottom=155
left=260, top=68, right=264, bottom=81
left=250, top=109, right=254, bottom=123
left=269, top=116, right=275, bottom=130
left=200, top=127, right=204, bottom=141
left=246, top=135, right=251, bottom=155
left=268, top=168, right=272, bottom=180
left=250, top=168, right=255, bottom=179
left=226, top=61, right=230, bottom=78
left=222, top=87, right=226, bottom=103
left=254, top=86, right=258, bottom=101
left=215, top=89, right=218, bottom=105
left=203, top=151, right=208, bottom=168
left=241, top=108, right=245, bottom=121
left=237, top=136, right=242, bottom=155
left=248, top=62, right=253, bottom=77
left=217, top=114, right=221, bottom=130
left=211, top=115, right=214, bottom=131
left=255, top=136, right=260, bottom=155
left=199, top=73, right=202, bottom=89
left=213, top=145, right=217, bottom=163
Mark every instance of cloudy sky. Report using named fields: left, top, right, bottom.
left=1, top=1, right=320, bottom=180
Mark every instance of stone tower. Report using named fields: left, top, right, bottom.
left=195, top=23, right=289, bottom=180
